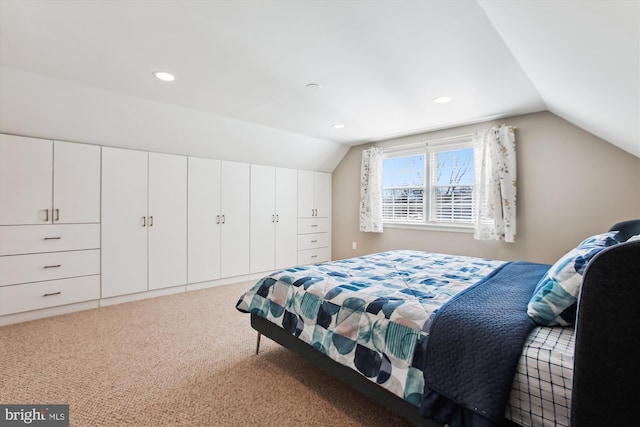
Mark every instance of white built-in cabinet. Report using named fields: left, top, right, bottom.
left=250, top=165, right=298, bottom=274
left=297, top=170, right=331, bottom=265
left=100, top=147, right=147, bottom=297
left=0, top=134, right=101, bottom=317
left=187, top=157, right=221, bottom=283
left=101, top=147, right=187, bottom=298
left=0, top=133, right=332, bottom=325
left=0, top=135, right=100, bottom=225
left=187, top=158, right=250, bottom=283
left=220, top=161, right=251, bottom=278
left=297, top=170, right=331, bottom=219
left=148, top=153, right=188, bottom=290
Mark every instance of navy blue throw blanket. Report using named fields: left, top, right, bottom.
left=420, top=261, right=550, bottom=427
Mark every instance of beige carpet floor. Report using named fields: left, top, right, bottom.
left=0, top=280, right=413, bottom=426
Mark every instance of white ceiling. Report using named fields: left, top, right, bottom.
left=0, top=0, right=638, bottom=157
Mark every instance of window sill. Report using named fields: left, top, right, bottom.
left=382, top=222, right=474, bottom=233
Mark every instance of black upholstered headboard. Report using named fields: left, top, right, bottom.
left=571, top=219, right=640, bottom=426
left=609, top=219, right=640, bottom=242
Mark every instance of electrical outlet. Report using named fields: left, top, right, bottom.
left=352, top=242, right=357, bottom=250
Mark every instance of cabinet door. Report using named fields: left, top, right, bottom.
left=274, top=167, right=298, bottom=270
left=297, top=170, right=315, bottom=218
left=148, top=153, right=187, bottom=290
left=250, top=165, right=276, bottom=274
left=0, top=134, right=53, bottom=225
left=53, top=141, right=101, bottom=224
left=188, top=157, right=221, bottom=283
left=220, top=161, right=250, bottom=278
left=314, top=172, right=332, bottom=218
left=101, top=147, right=148, bottom=298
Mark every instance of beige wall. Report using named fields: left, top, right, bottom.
left=331, top=111, right=640, bottom=264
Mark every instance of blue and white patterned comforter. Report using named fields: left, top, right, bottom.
left=236, top=250, right=505, bottom=404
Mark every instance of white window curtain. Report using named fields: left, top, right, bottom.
left=359, top=147, right=384, bottom=233
left=472, top=125, right=517, bottom=242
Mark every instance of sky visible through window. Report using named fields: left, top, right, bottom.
left=383, top=154, right=424, bottom=187
left=383, top=147, right=474, bottom=187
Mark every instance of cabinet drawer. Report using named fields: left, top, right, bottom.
left=0, top=275, right=100, bottom=315
left=297, top=247, right=330, bottom=265
left=298, top=218, right=329, bottom=234
left=0, top=224, right=100, bottom=256
left=0, top=249, right=100, bottom=286
left=297, top=233, right=329, bottom=251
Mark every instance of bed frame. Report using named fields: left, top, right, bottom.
left=251, top=220, right=640, bottom=427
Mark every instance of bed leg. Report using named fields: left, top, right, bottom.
left=255, top=332, right=261, bottom=355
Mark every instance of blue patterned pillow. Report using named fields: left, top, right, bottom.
left=527, top=231, right=620, bottom=326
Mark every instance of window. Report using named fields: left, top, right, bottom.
left=382, top=139, right=475, bottom=227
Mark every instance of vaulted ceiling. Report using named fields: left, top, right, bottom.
left=1, top=0, right=638, bottom=157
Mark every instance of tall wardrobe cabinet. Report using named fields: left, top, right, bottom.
left=101, top=147, right=187, bottom=298
left=250, top=165, right=298, bottom=274
left=0, top=134, right=101, bottom=318
left=187, top=158, right=250, bottom=283
left=297, top=170, right=331, bottom=265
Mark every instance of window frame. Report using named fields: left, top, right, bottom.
left=382, top=137, right=475, bottom=232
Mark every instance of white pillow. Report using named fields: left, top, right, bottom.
left=527, top=231, right=619, bottom=326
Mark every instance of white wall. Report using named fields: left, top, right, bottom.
left=0, top=66, right=348, bottom=172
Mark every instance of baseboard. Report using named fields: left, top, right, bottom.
left=0, top=300, right=100, bottom=326
left=99, top=285, right=186, bottom=307
left=185, top=275, right=251, bottom=292
left=1, top=276, right=260, bottom=327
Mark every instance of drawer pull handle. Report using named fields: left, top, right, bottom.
left=311, top=224, right=318, bottom=228
left=44, top=264, right=62, bottom=269
left=44, top=237, right=62, bottom=240
left=311, top=255, right=318, bottom=258
left=43, top=291, right=62, bottom=297
left=44, top=209, right=49, bottom=222
left=311, top=240, right=318, bottom=243
left=55, top=208, right=60, bottom=222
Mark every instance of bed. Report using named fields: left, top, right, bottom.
left=236, top=220, right=640, bottom=427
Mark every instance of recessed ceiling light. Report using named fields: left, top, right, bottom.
left=332, top=124, right=345, bottom=129
left=154, top=71, right=175, bottom=82
left=433, top=96, right=453, bottom=104
left=306, top=83, right=321, bottom=89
